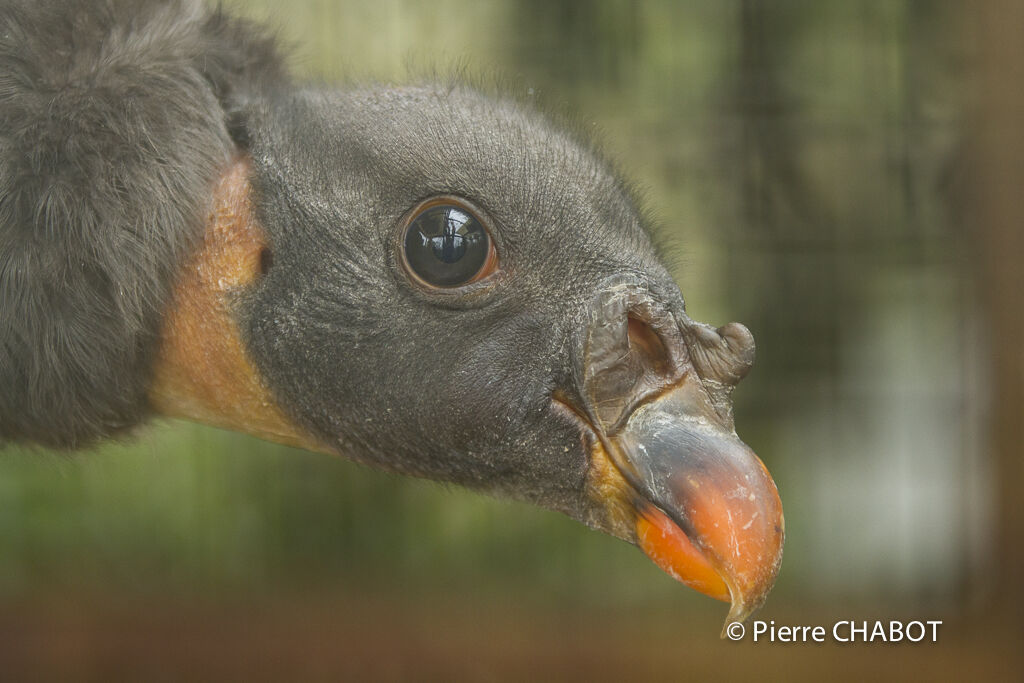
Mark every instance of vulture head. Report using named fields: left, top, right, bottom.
left=0, top=0, right=783, bottom=629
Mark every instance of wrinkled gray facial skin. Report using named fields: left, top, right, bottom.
left=240, top=86, right=684, bottom=527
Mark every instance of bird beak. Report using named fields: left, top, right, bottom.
left=601, top=374, right=784, bottom=628
left=571, top=282, right=784, bottom=631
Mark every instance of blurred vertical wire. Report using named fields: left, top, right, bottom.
left=964, top=0, right=1024, bottom=626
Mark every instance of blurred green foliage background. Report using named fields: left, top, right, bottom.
left=2, top=1, right=1020, bottom=680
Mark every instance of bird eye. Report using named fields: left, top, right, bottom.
left=401, top=199, right=497, bottom=288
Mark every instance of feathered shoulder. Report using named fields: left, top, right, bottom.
left=0, top=0, right=287, bottom=447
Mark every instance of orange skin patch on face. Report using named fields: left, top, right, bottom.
left=585, top=438, right=639, bottom=542
left=149, top=159, right=322, bottom=452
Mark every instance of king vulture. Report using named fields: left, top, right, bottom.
left=0, top=0, right=783, bottom=629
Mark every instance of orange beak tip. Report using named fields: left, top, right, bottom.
left=633, top=480, right=784, bottom=631
left=635, top=505, right=731, bottom=603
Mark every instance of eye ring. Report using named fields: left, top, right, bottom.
left=398, top=196, right=499, bottom=290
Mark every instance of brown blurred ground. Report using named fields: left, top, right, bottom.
left=1, top=592, right=1020, bottom=682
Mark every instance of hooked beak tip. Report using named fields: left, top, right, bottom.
left=607, top=386, right=784, bottom=626
left=634, top=486, right=783, bottom=629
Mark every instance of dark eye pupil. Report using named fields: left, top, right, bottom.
left=404, top=203, right=489, bottom=287
left=430, top=225, right=465, bottom=263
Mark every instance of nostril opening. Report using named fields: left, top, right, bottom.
left=627, top=315, right=671, bottom=374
